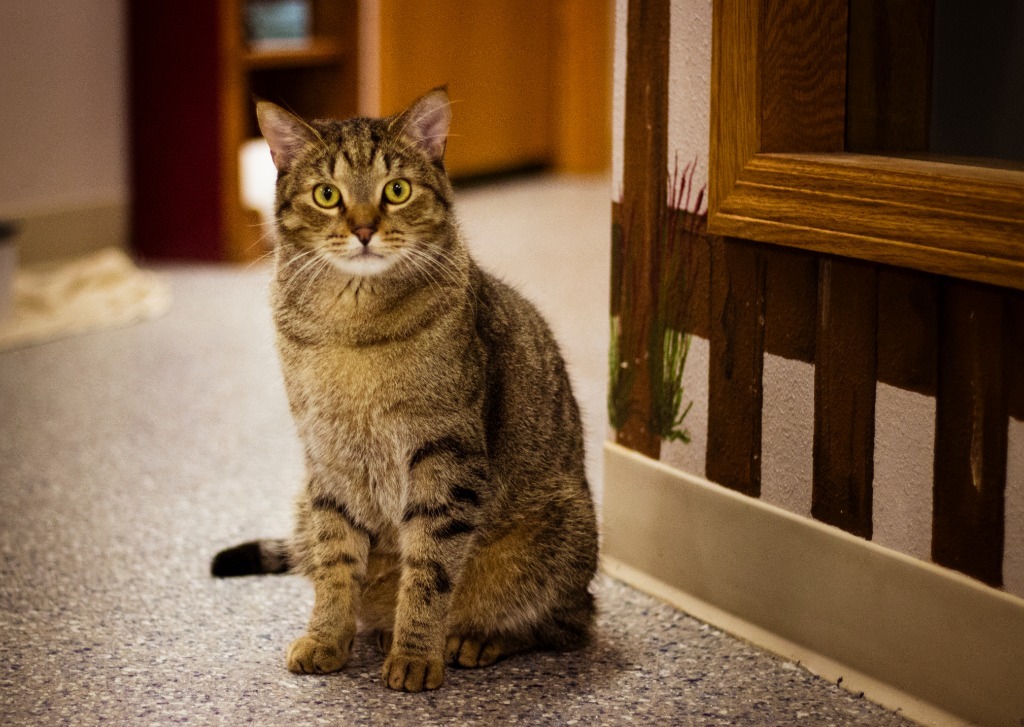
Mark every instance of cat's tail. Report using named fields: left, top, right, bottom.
left=210, top=538, right=292, bottom=577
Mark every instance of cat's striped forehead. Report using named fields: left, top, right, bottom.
left=320, top=118, right=390, bottom=173
left=321, top=117, right=426, bottom=170
left=285, top=115, right=441, bottom=200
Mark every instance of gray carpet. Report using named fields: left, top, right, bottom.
left=0, top=267, right=914, bottom=725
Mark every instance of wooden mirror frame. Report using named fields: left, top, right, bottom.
left=708, top=0, right=1024, bottom=291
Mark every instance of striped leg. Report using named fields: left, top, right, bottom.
left=381, top=434, right=486, bottom=692
left=286, top=490, right=371, bottom=674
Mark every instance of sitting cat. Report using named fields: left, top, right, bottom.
left=212, top=88, right=598, bottom=692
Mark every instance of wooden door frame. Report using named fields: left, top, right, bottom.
left=708, top=0, right=1024, bottom=291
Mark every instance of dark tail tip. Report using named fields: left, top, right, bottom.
left=211, top=539, right=290, bottom=577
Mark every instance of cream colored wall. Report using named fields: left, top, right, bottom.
left=667, top=0, right=710, bottom=212
left=611, top=0, right=627, bottom=198
left=1007, top=420, right=1024, bottom=595
left=0, top=1, right=127, bottom=260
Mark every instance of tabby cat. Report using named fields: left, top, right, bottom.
left=211, top=88, right=598, bottom=692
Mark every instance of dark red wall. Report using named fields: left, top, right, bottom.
left=128, top=1, right=224, bottom=260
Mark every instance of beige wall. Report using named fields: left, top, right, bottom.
left=0, top=1, right=127, bottom=260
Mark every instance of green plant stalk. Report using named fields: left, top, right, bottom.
left=608, top=315, right=634, bottom=431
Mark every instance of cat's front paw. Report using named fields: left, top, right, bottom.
left=286, top=633, right=350, bottom=674
left=381, top=652, right=445, bottom=692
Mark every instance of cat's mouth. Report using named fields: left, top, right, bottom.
left=327, top=248, right=393, bottom=277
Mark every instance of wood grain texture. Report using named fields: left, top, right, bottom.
left=812, top=257, right=878, bottom=539
left=708, top=0, right=759, bottom=217
left=877, top=267, right=938, bottom=396
left=846, top=0, right=934, bottom=153
left=709, top=0, right=1024, bottom=291
left=706, top=237, right=766, bottom=497
left=763, top=245, right=817, bottom=362
left=759, top=0, right=847, bottom=153
left=713, top=153, right=1024, bottom=291
left=614, top=0, right=671, bottom=459
left=933, top=281, right=1007, bottom=586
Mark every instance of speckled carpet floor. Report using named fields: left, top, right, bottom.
left=0, top=177, right=914, bottom=725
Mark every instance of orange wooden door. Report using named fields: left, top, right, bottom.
left=378, top=0, right=609, bottom=177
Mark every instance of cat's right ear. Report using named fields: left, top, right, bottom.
left=255, top=100, right=316, bottom=172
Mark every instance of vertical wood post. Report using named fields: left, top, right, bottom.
left=614, top=0, right=671, bottom=458
left=932, top=282, right=1007, bottom=586
left=812, top=257, right=878, bottom=538
left=706, top=237, right=766, bottom=496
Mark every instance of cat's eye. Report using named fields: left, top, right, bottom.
left=383, top=179, right=412, bottom=205
left=312, top=183, right=342, bottom=209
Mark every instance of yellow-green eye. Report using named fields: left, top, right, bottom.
left=383, top=179, right=412, bottom=205
left=312, top=183, right=342, bottom=209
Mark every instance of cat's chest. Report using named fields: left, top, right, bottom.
left=283, top=341, right=421, bottom=453
left=279, top=335, right=469, bottom=522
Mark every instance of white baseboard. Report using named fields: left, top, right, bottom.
left=602, top=442, right=1024, bottom=727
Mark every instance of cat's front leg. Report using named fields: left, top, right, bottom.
left=382, top=434, right=486, bottom=692
left=287, top=488, right=372, bottom=674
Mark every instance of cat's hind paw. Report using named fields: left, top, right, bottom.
left=374, top=629, right=394, bottom=655
left=286, top=634, right=351, bottom=674
left=445, top=635, right=505, bottom=668
left=381, top=653, right=445, bottom=692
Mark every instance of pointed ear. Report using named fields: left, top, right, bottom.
left=392, top=87, right=451, bottom=163
left=255, top=100, right=316, bottom=172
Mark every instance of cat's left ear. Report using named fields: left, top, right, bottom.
left=393, top=87, right=451, bottom=163
left=255, top=100, right=318, bottom=172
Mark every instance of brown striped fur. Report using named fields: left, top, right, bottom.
left=215, top=89, right=598, bottom=692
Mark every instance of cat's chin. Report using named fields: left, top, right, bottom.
left=327, top=253, right=394, bottom=278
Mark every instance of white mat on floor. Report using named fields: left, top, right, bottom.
left=0, top=248, right=171, bottom=352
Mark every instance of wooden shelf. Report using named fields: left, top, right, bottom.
left=242, top=37, right=345, bottom=69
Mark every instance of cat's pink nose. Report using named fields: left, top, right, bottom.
left=352, top=226, right=376, bottom=245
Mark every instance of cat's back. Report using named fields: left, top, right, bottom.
left=470, top=264, right=587, bottom=483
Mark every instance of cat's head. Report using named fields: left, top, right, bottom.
left=257, top=88, right=455, bottom=280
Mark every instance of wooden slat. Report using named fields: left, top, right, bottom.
left=667, top=209, right=711, bottom=340
left=763, top=245, right=817, bottom=362
left=812, top=257, right=878, bottom=538
left=932, top=281, right=1008, bottom=586
left=614, top=0, right=671, bottom=459
left=1008, top=292, right=1024, bottom=422
left=759, top=0, right=848, bottom=153
left=706, top=237, right=766, bottom=497
left=877, top=267, right=939, bottom=396
left=845, top=0, right=934, bottom=154
left=610, top=201, right=623, bottom=318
